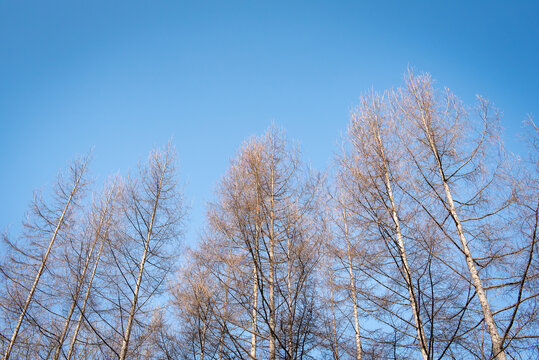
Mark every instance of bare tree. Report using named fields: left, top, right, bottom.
left=1, top=155, right=90, bottom=360
left=337, top=93, right=431, bottom=359
left=389, top=70, right=538, bottom=358
left=115, top=144, right=185, bottom=360
left=324, top=191, right=365, bottom=360
left=193, top=126, right=324, bottom=359
left=394, top=71, right=505, bottom=359
left=173, top=254, right=217, bottom=360
left=62, top=178, right=123, bottom=360
left=1, top=71, right=536, bottom=360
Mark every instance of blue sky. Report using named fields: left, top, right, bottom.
left=1, top=1, right=538, bottom=246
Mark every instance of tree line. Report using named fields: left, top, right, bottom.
left=1, top=71, right=537, bottom=359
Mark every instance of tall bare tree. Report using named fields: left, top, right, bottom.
left=337, top=93, right=431, bottom=359
left=1, top=155, right=89, bottom=360
left=62, top=178, right=123, bottom=360
left=195, top=126, right=324, bottom=359
left=323, top=191, right=365, bottom=360
left=115, top=144, right=185, bottom=360
left=1, top=71, right=536, bottom=360
left=385, top=70, right=538, bottom=358
left=394, top=72, right=506, bottom=359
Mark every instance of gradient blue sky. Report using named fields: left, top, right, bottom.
left=1, top=1, right=538, bottom=246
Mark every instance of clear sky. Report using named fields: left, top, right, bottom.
left=1, top=1, right=538, bottom=246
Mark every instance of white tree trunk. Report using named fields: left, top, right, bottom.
left=384, top=172, right=429, bottom=360
left=250, top=264, right=258, bottom=360
left=436, top=154, right=506, bottom=358
left=341, top=207, right=362, bottom=360
left=287, top=237, right=293, bottom=359
left=328, top=269, right=340, bottom=360
left=373, top=125, right=429, bottom=360
left=418, top=108, right=507, bottom=360
left=268, top=159, right=276, bottom=360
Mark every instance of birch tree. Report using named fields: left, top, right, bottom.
left=337, top=94, right=431, bottom=359
left=337, top=87, right=485, bottom=358
left=392, top=70, right=538, bottom=358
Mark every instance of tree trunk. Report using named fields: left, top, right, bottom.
left=218, top=267, right=231, bottom=360
left=4, top=159, right=87, bottom=360
left=250, top=264, right=258, bottom=360
left=53, top=186, right=115, bottom=360
left=328, top=269, right=340, bottom=360
left=433, top=140, right=506, bottom=359
left=268, top=162, right=276, bottom=360
left=373, top=121, right=429, bottom=360
left=415, top=98, right=507, bottom=360
left=341, top=206, right=362, bottom=360
left=66, top=232, right=107, bottom=360
left=118, top=167, right=164, bottom=360
left=287, top=237, right=293, bottom=360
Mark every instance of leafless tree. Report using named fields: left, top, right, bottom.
left=389, top=70, right=538, bottom=358
left=337, top=93, right=433, bottom=359
left=179, top=126, right=325, bottom=360
left=1, top=71, right=536, bottom=360
left=112, top=144, right=186, bottom=360
left=1, top=155, right=90, bottom=360
left=61, top=178, right=123, bottom=360
left=322, top=191, right=367, bottom=360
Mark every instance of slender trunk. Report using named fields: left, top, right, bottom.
left=287, top=237, right=293, bottom=360
left=66, top=233, right=107, bottom=360
left=443, top=168, right=506, bottom=360
left=374, top=126, right=429, bottom=360
left=53, top=190, right=114, bottom=360
left=428, top=132, right=506, bottom=360
left=268, top=220, right=276, bottom=360
left=328, top=269, right=340, bottom=360
left=118, top=231, right=152, bottom=359
left=250, top=264, right=258, bottom=360
left=4, top=162, right=86, bottom=360
left=218, top=265, right=231, bottom=360
left=52, top=239, right=95, bottom=360
left=118, top=170, right=164, bottom=360
left=268, top=161, right=276, bottom=360
left=385, top=173, right=429, bottom=360
left=250, top=217, right=261, bottom=360
left=341, top=207, right=362, bottom=360
left=200, top=316, right=207, bottom=360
